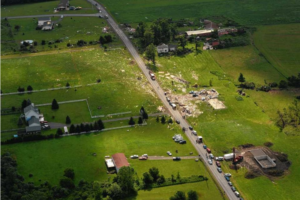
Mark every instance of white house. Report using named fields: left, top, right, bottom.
left=38, top=17, right=51, bottom=27
left=157, top=44, right=177, bottom=53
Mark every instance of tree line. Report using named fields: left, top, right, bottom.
left=2, top=0, right=54, bottom=5
left=276, top=100, right=300, bottom=131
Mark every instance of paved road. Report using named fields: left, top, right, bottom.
left=2, top=14, right=99, bottom=19
left=88, top=1, right=239, bottom=199
left=148, top=156, right=199, bottom=160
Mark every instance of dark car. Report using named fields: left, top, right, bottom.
left=228, top=181, right=233, bottom=186
left=189, top=126, right=193, bottom=130
left=173, top=157, right=181, bottom=161
left=179, top=140, right=186, bottom=144
left=176, top=120, right=180, bottom=124
left=231, top=186, right=236, bottom=192
left=216, top=161, right=221, bottom=167
left=217, top=167, right=222, bottom=173
left=225, top=176, right=230, bottom=182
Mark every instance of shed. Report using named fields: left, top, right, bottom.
left=38, top=17, right=51, bottom=27
left=186, top=30, right=213, bottom=37
left=105, top=159, right=115, bottom=168
left=111, top=153, right=130, bottom=173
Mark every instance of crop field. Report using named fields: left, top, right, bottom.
left=1, top=119, right=199, bottom=185
left=154, top=44, right=300, bottom=199
left=1, top=0, right=97, bottom=17
left=100, top=0, right=300, bottom=25
left=130, top=160, right=223, bottom=200
left=1, top=17, right=118, bottom=54
left=253, top=24, right=300, bottom=78
left=1, top=49, right=161, bottom=131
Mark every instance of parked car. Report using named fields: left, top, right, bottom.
left=189, top=126, right=193, bottom=130
left=217, top=167, right=222, bottom=173
left=206, top=148, right=211, bottom=153
left=166, top=97, right=170, bottom=102
left=167, top=151, right=172, bottom=156
left=209, top=153, right=214, bottom=159
left=228, top=181, right=233, bottom=186
left=173, top=157, right=181, bottom=161
left=215, top=156, right=224, bottom=161
left=179, top=140, right=186, bottom=144
left=192, top=94, right=198, bottom=97
left=189, top=91, right=194, bottom=94
left=224, top=173, right=232, bottom=177
left=231, top=186, right=236, bottom=192
left=208, top=159, right=212, bottom=165
left=176, top=120, right=180, bottom=124
left=182, top=127, right=186, bottom=131
left=225, top=176, right=230, bottom=182
left=130, top=155, right=138, bottom=159
left=142, top=154, right=148, bottom=158
left=192, top=130, right=197, bottom=135
left=216, top=161, right=221, bottom=167
left=234, top=191, right=240, bottom=197
left=139, top=156, right=147, bottom=160
left=203, top=145, right=207, bottom=149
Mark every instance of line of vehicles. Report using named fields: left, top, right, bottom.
left=130, top=154, right=148, bottom=160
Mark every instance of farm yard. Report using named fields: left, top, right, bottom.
left=1, top=17, right=120, bottom=55
left=100, top=0, right=300, bottom=25
left=1, top=0, right=97, bottom=17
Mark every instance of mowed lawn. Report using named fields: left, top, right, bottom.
left=2, top=17, right=117, bottom=54
left=1, top=119, right=198, bottom=186
left=253, top=24, right=300, bottom=77
left=1, top=0, right=97, bottom=17
left=100, top=0, right=300, bottom=25
left=130, top=160, right=223, bottom=200
left=153, top=46, right=300, bottom=199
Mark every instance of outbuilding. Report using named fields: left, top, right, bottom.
left=111, top=153, right=130, bottom=173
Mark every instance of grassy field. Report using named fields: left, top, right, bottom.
left=1, top=0, right=97, bottom=17
left=210, top=45, right=286, bottom=85
left=129, top=160, right=223, bottom=200
left=253, top=24, right=300, bottom=78
left=100, top=0, right=300, bottom=25
left=1, top=17, right=118, bottom=54
left=1, top=119, right=198, bottom=185
left=153, top=44, right=300, bottom=200
left=1, top=48, right=161, bottom=131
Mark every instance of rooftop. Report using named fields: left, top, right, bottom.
left=186, top=30, right=213, bottom=36
left=112, top=153, right=129, bottom=169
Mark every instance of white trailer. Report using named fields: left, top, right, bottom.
left=64, top=126, right=68, bottom=134
left=224, top=153, right=234, bottom=160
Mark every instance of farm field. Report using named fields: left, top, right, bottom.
left=1, top=119, right=199, bottom=186
left=154, top=45, right=300, bottom=200
left=1, top=0, right=97, bottom=17
left=253, top=24, right=300, bottom=78
left=1, top=17, right=118, bottom=55
left=1, top=49, right=161, bottom=131
left=100, top=0, right=300, bottom=25
left=130, top=160, right=223, bottom=200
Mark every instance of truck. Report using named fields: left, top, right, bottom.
left=224, top=153, right=234, bottom=160
left=149, top=71, right=155, bottom=80
left=196, top=136, right=202, bottom=143
left=233, top=155, right=243, bottom=163
left=171, top=103, right=176, bottom=109
left=64, top=126, right=68, bottom=134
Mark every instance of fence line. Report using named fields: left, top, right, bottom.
left=106, top=111, right=132, bottom=116
left=0, top=83, right=99, bottom=96
left=1, top=128, right=24, bottom=133
left=61, top=123, right=147, bottom=137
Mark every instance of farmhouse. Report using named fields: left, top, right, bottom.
left=157, top=43, right=177, bottom=53
left=24, top=103, right=41, bottom=134
left=57, top=0, right=69, bottom=11
left=38, top=17, right=54, bottom=31
left=186, top=30, right=213, bottom=37
left=111, top=153, right=130, bottom=173
left=218, top=27, right=238, bottom=36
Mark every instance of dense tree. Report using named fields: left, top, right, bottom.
left=145, top=43, right=156, bottom=65
left=51, top=99, right=59, bottom=110
left=177, top=35, right=187, bottom=49
left=170, top=191, right=186, bottom=200
left=69, top=124, right=75, bottom=133
left=187, top=190, right=198, bottom=200
left=77, top=40, right=86, bottom=47
left=116, top=167, right=136, bottom=195
left=18, top=86, right=25, bottom=92
left=143, top=30, right=154, bottom=48
left=104, top=35, right=113, bottom=43
left=157, top=175, right=166, bottom=185
left=108, top=183, right=122, bottom=200
left=238, top=73, right=246, bottom=83
left=135, top=22, right=146, bottom=38
left=142, top=172, right=153, bottom=186
left=195, top=41, right=201, bottom=50
left=129, top=117, right=135, bottom=126
left=66, top=82, right=70, bottom=87
left=18, top=117, right=23, bottom=126
left=64, top=168, right=75, bottom=180
left=41, top=40, right=46, bottom=45
left=84, top=124, right=91, bottom=132
left=161, top=116, right=166, bottom=124
left=60, top=177, right=75, bottom=189
left=75, top=125, right=81, bottom=133
left=138, top=117, right=143, bottom=124
left=168, top=118, right=173, bottom=124
left=57, top=128, right=63, bottom=135
left=156, top=116, right=159, bottom=122
left=14, top=25, right=20, bottom=31
left=99, top=36, right=106, bottom=45
left=80, top=123, right=85, bottom=132
left=27, top=85, right=33, bottom=91
left=66, top=116, right=71, bottom=124
left=94, top=121, right=100, bottom=130
left=279, top=80, right=288, bottom=89
left=22, top=100, right=28, bottom=110
left=149, top=167, right=160, bottom=182
left=177, top=172, right=181, bottom=180
left=97, top=119, right=105, bottom=130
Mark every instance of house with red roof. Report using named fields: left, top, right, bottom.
left=111, top=153, right=130, bottom=173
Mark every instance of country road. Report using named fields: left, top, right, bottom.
left=88, top=1, right=239, bottom=199
left=147, top=156, right=199, bottom=160
left=2, top=13, right=99, bottom=19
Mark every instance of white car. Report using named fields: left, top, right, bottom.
left=167, top=151, right=172, bottom=156
left=142, top=154, right=148, bottom=158
left=215, top=156, right=224, bottom=161
left=209, top=153, right=214, bottom=159
left=208, top=159, right=212, bottom=165
left=130, top=155, right=138, bottom=159
left=234, top=191, right=240, bottom=197
left=224, top=173, right=232, bottom=177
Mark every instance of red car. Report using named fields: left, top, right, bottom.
left=206, top=148, right=211, bottom=153
left=139, top=156, right=148, bottom=160
left=216, top=161, right=221, bottom=167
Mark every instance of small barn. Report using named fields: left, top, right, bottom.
left=57, top=0, right=69, bottom=11
left=111, top=153, right=130, bottom=173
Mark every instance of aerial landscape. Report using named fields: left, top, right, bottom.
left=1, top=0, right=300, bottom=200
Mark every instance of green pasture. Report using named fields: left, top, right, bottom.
left=253, top=24, right=300, bottom=78
left=130, top=160, right=223, bottom=200
left=100, top=0, right=300, bottom=25
left=1, top=0, right=97, bottom=17
left=153, top=44, right=300, bottom=199
left=1, top=17, right=118, bottom=54
left=1, top=119, right=198, bottom=185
